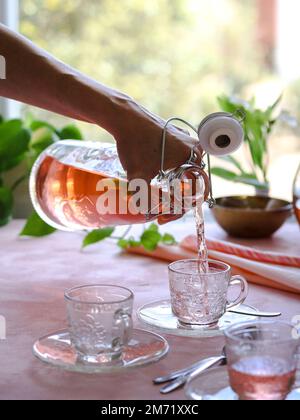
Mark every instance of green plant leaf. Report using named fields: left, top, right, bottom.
left=217, top=96, right=241, bottom=114
left=141, top=229, right=162, bottom=251
left=0, top=186, right=13, bottom=226
left=82, top=227, right=115, bottom=248
left=211, top=167, right=239, bottom=181
left=117, top=238, right=130, bottom=249
left=30, top=120, right=57, bottom=133
left=118, top=237, right=141, bottom=249
left=245, top=113, right=263, bottom=139
left=265, top=95, right=282, bottom=118
left=246, top=135, right=264, bottom=170
left=59, top=124, right=83, bottom=140
left=212, top=167, right=269, bottom=189
left=148, top=223, right=159, bottom=232
left=218, top=96, right=276, bottom=182
left=128, top=237, right=141, bottom=247
left=26, top=127, right=59, bottom=170
left=218, top=156, right=245, bottom=174
left=30, top=127, right=59, bottom=153
left=243, top=108, right=272, bottom=170
left=233, top=175, right=269, bottom=190
left=266, top=119, right=277, bottom=135
left=0, top=120, right=31, bottom=160
left=162, top=233, right=177, bottom=245
left=20, top=212, right=56, bottom=237
left=0, top=154, right=25, bottom=172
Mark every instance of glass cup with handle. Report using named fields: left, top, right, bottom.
left=65, top=284, right=133, bottom=364
left=168, top=259, right=249, bottom=327
left=224, top=320, right=300, bottom=400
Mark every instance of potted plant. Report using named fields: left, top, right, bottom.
left=210, top=95, right=294, bottom=238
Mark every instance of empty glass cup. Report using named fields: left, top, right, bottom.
left=65, top=285, right=133, bottom=364
left=225, top=321, right=300, bottom=400
left=168, top=259, right=248, bottom=326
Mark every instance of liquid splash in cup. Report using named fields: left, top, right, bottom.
left=168, top=259, right=248, bottom=327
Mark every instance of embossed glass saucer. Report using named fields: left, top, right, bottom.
left=185, top=366, right=300, bottom=401
left=33, top=329, right=169, bottom=373
left=137, top=300, right=259, bottom=338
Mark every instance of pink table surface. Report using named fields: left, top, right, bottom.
left=0, top=220, right=299, bottom=400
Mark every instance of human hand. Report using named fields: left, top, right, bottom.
left=112, top=100, right=206, bottom=224
left=113, top=99, right=203, bottom=184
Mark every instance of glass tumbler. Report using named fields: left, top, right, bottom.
left=225, top=320, right=300, bottom=400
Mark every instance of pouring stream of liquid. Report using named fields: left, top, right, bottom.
left=194, top=190, right=210, bottom=316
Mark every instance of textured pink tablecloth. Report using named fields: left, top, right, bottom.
left=0, top=220, right=299, bottom=400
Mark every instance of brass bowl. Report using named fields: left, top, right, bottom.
left=211, top=196, right=293, bottom=239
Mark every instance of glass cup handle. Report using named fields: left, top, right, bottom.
left=226, top=275, right=249, bottom=310
left=114, top=310, right=133, bottom=345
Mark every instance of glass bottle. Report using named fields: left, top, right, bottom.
left=29, top=140, right=209, bottom=231
left=29, top=113, right=244, bottom=231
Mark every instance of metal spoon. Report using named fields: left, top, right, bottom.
left=153, top=357, right=218, bottom=385
left=228, top=308, right=282, bottom=318
left=159, top=348, right=227, bottom=395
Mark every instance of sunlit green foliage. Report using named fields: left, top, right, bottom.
left=21, top=0, right=265, bottom=138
